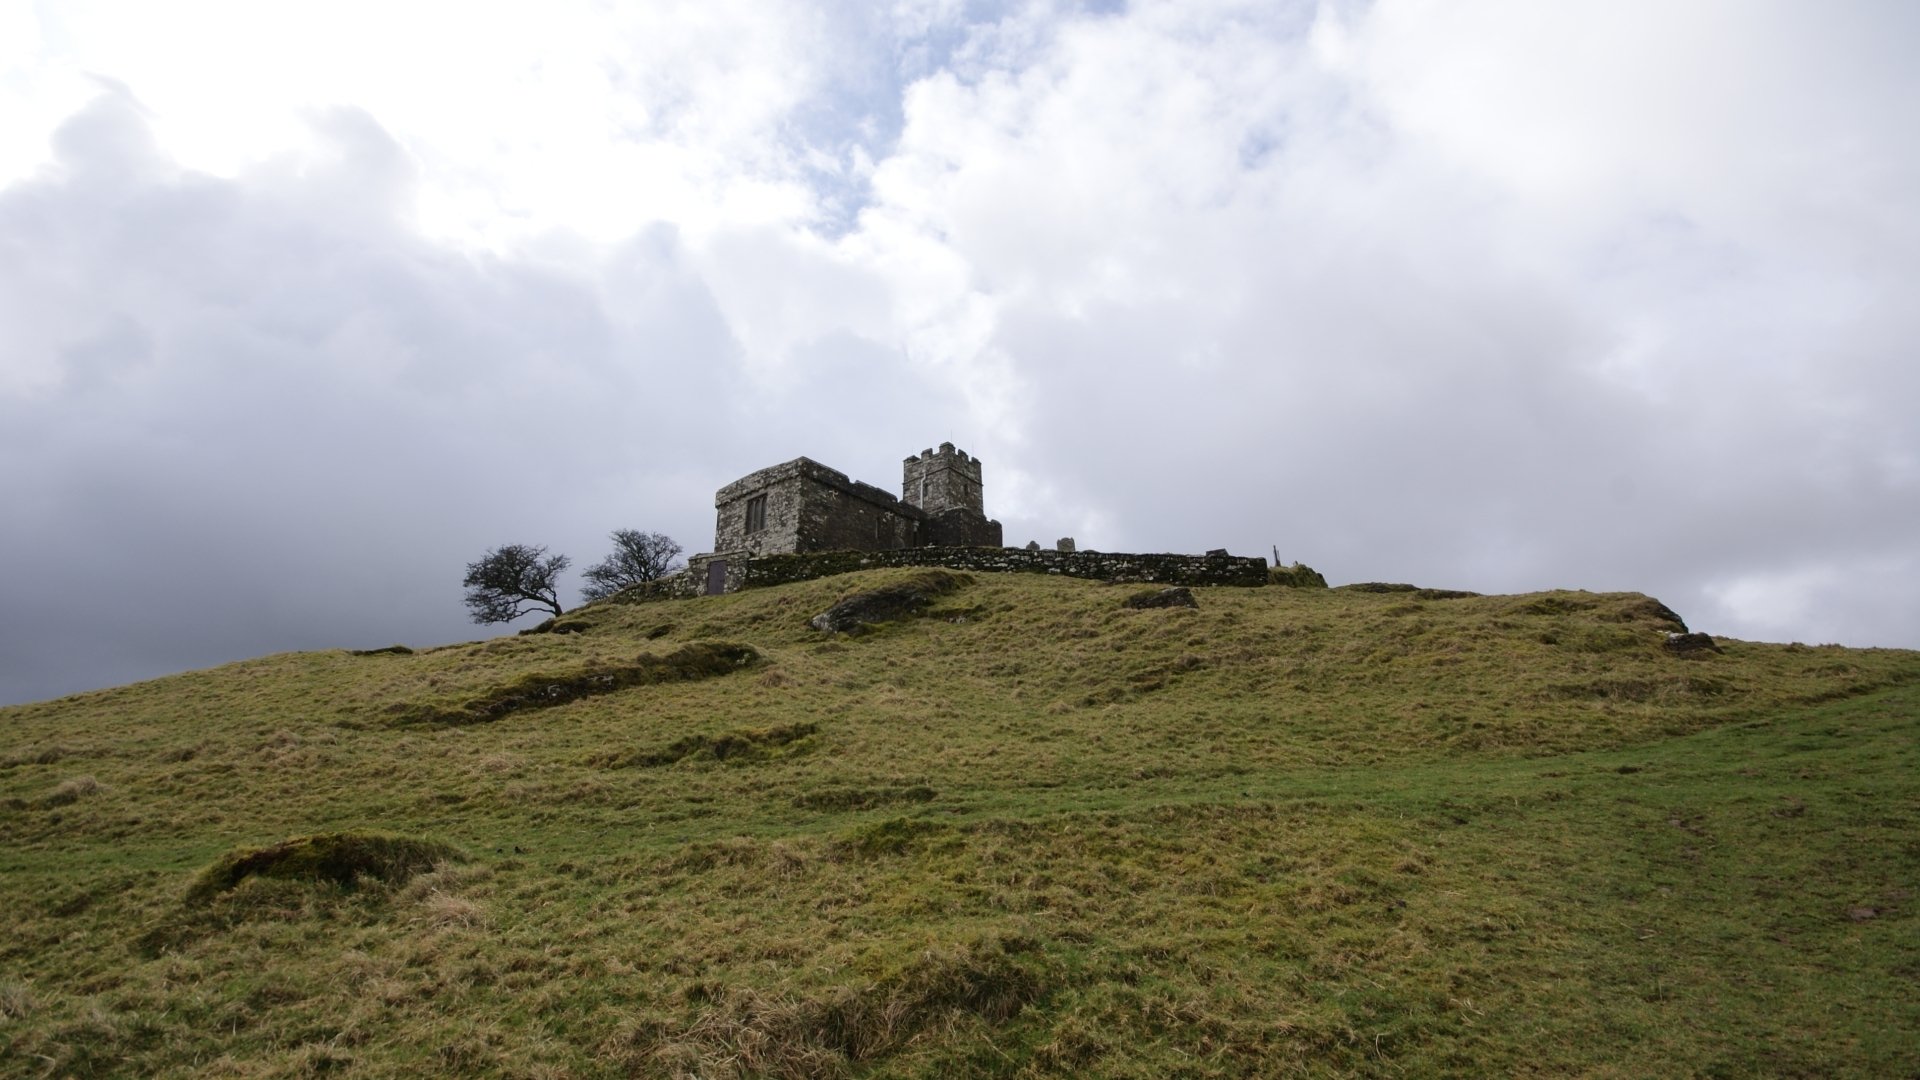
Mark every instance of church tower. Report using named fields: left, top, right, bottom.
left=901, top=442, right=985, bottom=515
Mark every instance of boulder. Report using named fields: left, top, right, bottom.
left=1124, top=586, right=1198, bottom=610
left=809, top=570, right=973, bottom=634
left=1269, top=562, right=1329, bottom=589
left=1664, top=631, right=1723, bottom=657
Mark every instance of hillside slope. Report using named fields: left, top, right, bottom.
left=3, top=570, right=1917, bottom=1077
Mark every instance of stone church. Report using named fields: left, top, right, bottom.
left=693, top=442, right=1003, bottom=594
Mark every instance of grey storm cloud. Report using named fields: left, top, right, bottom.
left=3, top=2, right=1918, bottom=705
left=0, top=85, right=972, bottom=704
left=0, top=91, right=746, bottom=703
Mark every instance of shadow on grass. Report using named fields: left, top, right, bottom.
left=588, top=722, right=819, bottom=769
left=387, top=642, right=758, bottom=726
left=618, top=932, right=1053, bottom=1078
left=185, top=832, right=462, bottom=904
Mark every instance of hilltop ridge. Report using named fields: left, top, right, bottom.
left=3, top=570, right=1917, bottom=1076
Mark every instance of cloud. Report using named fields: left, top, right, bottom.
left=0, top=91, right=751, bottom=702
left=837, top=0, right=1920, bottom=637
left=2, top=1, right=1916, bottom=703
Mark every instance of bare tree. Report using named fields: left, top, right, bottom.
left=462, top=544, right=569, bottom=624
left=581, top=529, right=683, bottom=601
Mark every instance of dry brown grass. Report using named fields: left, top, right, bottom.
left=40, top=774, right=99, bottom=806
left=0, top=569, right=1914, bottom=1076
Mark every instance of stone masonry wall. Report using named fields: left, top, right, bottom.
left=673, top=552, right=747, bottom=598
left=711, top=453, right=1001, bottom=559
left=712, top=469, right=804, bottom=557
left=923, top=507, right=1003, bottom=548
left=619, top=546, right=1267, bottom=605
left=743, top=547, right=1269, bottom=589
left=714, top=458, right=924, bottom=557
left=801, top=480, right=922, bottom=552
left=901, top=442, right=985, bottom=516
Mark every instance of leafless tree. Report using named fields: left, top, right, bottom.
left=462, top=544, right=569, bottom=624
left=580, top=529, right=683, bottom=601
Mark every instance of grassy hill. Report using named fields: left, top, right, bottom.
left=3, top=569, right=1917, bottom=1077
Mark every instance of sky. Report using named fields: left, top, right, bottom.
left=2, top=0, right=1917, bottom=706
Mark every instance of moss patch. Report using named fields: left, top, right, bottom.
left=834, top=817, right=956, bottom=859
left=590, top=721, right=820, bottom=769
left=808, top=570, right=974, bottom=633
left=186, top=833, right=462, bottom=903
left=793, top=785, right=937, bottom=812
left=1270, top=562, right=1329, bottom=588
left=1123, top=586, right=1197, bottom=609
left=389, top=642, right=758, bottom=725
left=40, top=775, right=99, bottom=807
left=633, top=932, right=1052, bottom=1076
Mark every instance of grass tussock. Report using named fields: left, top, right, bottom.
left=1270, top=561, right=1328, bottom=588
left=793, top=784, right=937, bottom=812
left=389, top=641, right=757, bottom=725
left=1514, top=593, right=1597, bottom=616
left=1614, top=597, right=1690, bottom=631
left=1338, top=581, right=1422, bottom=593
left=1544, top=674, right=1728, bottom=702
left=185, top=832, right=462, bottom=903
left=834, top=817, right=956, bottom=859
left=2, top=744, right=70, bottom=767
left=633, top=933, right=1051, bottom=1079
left=0, top=983, right=32, bottom=1020
left=40, top=775, right=100, bottom=807
left=519, top=613, right=599, bottom=636
left=591, top=721, right=820, bottom=769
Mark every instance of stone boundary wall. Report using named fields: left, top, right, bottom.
left=618, top=547, right=1268, bottom=606
left=743, top=547, right=1269, bottom=589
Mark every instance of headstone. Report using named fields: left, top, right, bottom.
left=1205, top=548, right=1229, bottom=557
left=1025, top=540, right=1041, bottom=551
left=1056, top=537, right=1076, bottom=552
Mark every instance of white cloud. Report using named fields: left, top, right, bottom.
left=2, top=0, right=1917, bottom=703
left=8, top=0, right=849, bottom=248
left=0, top=91, right=757, bottom=701
left=834, top=0, right=1919, bottom=639
left=1704, top=555, right=1920, bottom=648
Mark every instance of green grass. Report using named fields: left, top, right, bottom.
left=2, top=569, right=1917, bottom=1077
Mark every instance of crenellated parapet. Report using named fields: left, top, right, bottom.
left=902, top=442, right=985, bottom=517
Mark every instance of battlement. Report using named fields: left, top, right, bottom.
left=905, top=441, right=974, bottom=464
left=903, top=441, right=985, bottom=516
left=904, top=442, right=981, bottom=478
